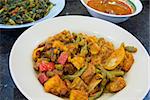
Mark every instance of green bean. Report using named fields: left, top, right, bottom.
left=109, top=70, right=125, bottom=77
left=101, top=78, right=108, bottom=87
left=0, top=8, right=4, bottom=14
left=11, top=16, right=17, bottom=21
left=125, top=46, right=137, bottom=53
left=42, top=1, right=48, bottom=7
left=25, top=14, right=35, bottom=22
left=95, top=68, right=102, bottom=73
left=16, top=15, right=22, bottom=19
left=79, top=39, right=86, bottom=46
left=89, top=79, right=107, bottom=100
left=32, top=13, right=36, bottom=19
left=76, top=35, right=81, bottom=42
left=96, top=67, right=124, bottom=80
left=62, top=66, right=87, bottom=80
left=86, top=57, right=91, bottom=62
left=16, top=19, right=23, bottom=24
left=87, top=79, right=101, bottom=93
left=95, top=67, right=107, bottom=78
left=8, top=19, right=16, bottom=25
left=45, top=4, right=53, bottom=15
left=55, top=64, right=63, bottom=70
left=29, top=0, right=34, bottom=3
left=72, top=32, right=76, bottom=36
left=46, top=71, right=54, bottom=77
left=80, top=43, right=88, bottom=56
left=106, top=70, right=124, bottom=81
left=89, top=88, right=104, bottom=100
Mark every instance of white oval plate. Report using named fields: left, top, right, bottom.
left=9, top=16, right=150, bottom=100
left=0, top=0, right=65, bottom=29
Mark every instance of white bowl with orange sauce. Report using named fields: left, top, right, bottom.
left=80, top=0, right=143, bottom=23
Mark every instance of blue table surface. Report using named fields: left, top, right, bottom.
left=0, top=0, right=149, bottom=100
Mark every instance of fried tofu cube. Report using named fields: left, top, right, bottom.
left=81, top=63, right=95, bottom=84
left=71, top=77, right=87, bottom=91
left=71, top=56, right=85, bottom=70
left=52, top=40, right=68, bottom=51
left=104, top=44, right=125, bottom=70
left=122, top=51, right=134, bottom=72
left=86, top=36, right=98, bottom=43
left=70, top=90, right=88, bottom=100
left=44, top=74, right=68, bottom=95
left=90, top=43, right=100, bottom=55
left=106, top=77, right=126, bottom=93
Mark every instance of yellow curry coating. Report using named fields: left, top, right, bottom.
left=32, top=30, right=137, bottom=100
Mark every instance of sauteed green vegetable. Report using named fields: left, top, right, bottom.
left=0, top=0, right=54, bottom=25
left=32, top=30, right=137, bottom=100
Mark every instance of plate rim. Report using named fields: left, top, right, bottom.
left=9, top=15, right=150, bottom=100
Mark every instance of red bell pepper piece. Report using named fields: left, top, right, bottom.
left=57, top=52, right=68, bottom=65
left=38, top=73, right=48, bottom=84
left=38, top=61, right=55, bottom=72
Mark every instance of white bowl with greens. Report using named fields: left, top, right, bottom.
left=0, top=0, right=65, bottom=29
left=80, top=0, right=143, bottom=23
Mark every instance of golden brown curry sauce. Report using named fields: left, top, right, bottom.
left=87, top=0, right=133, bottom=15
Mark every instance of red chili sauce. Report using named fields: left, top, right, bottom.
left=87, top=0, right=133, bottom=15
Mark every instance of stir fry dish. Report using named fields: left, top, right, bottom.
left=0, top=0, right=54, bottom=25
left=32, top=30, right=137, bottom=100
